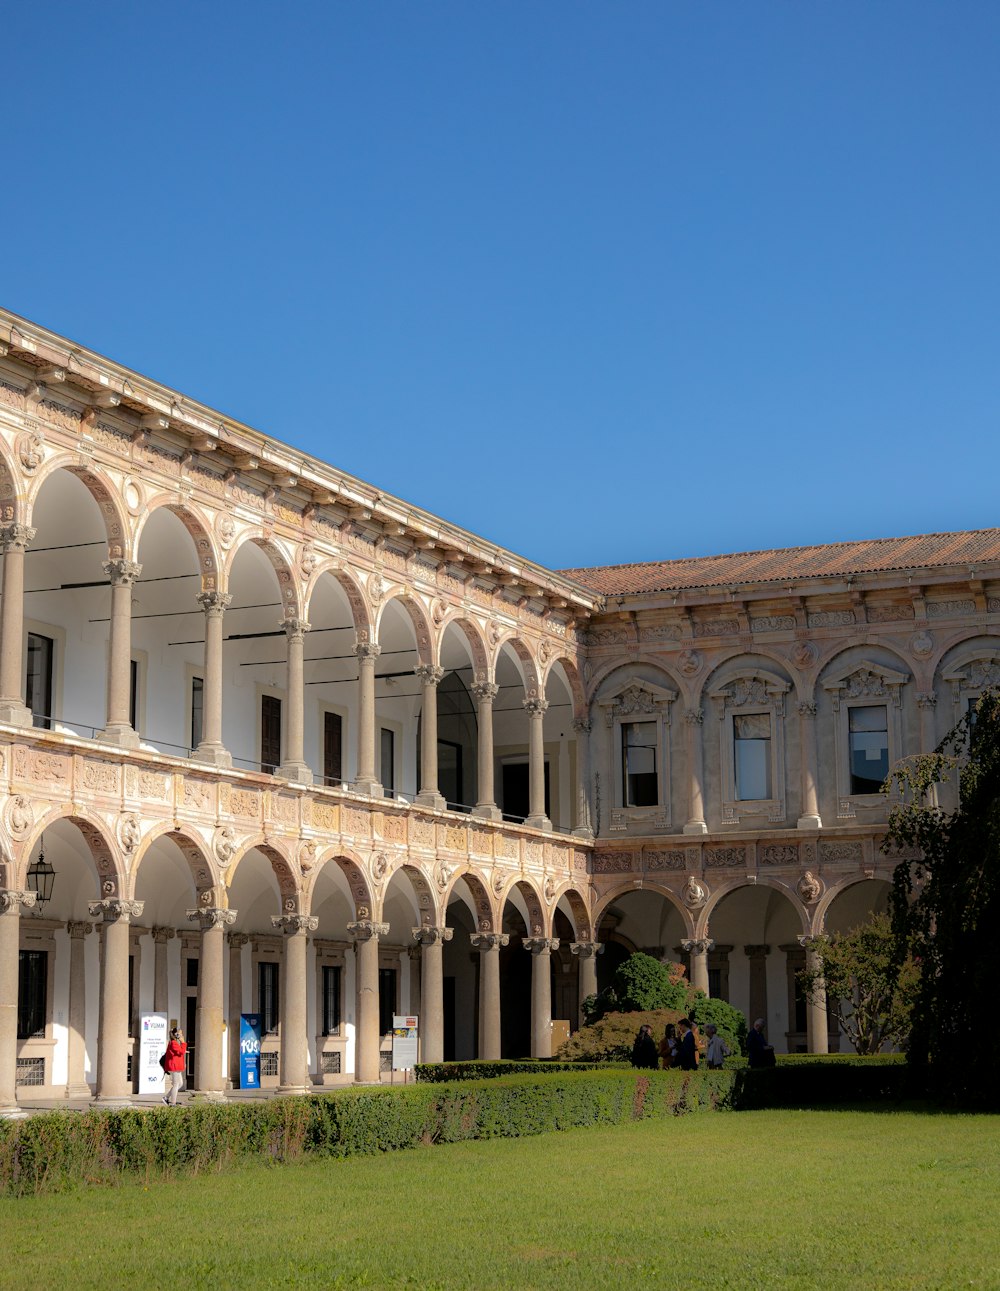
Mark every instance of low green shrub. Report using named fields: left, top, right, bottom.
left=554, top=1009, right=688, bottom=1062
left=414, top=1060, right=612, bottom=1082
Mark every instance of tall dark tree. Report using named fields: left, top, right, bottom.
left=883, top=690, right=1000, bottom=1106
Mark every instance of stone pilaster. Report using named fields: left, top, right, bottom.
left=272, top=913, right=318, bottom=1092
left=797, top=702, right=822, bottom=829
left=571, top=718, right=594, bottom=838
left=798, top=934, right=830, bottom=1055
left=412, top=925, right=453, bottom=1064
left=0, top=891, right=36, bottom=1114
left=348, top=920, right=389, bottom=1081
left=744, top=943, right=771, bottom=1030
left=683, top=708, right=708, bottom=834
left=151, top=926, right=174, bottom=1015
left=99, top=558, right=142, bottom=748
left=570, top=940, right=604, bottom=1026
left=66, top=919, right=93, bottom=1098
left=0, top=525, right=36, bottom=726
left=227, top=931, right=249, bottom=1087
left=681, top=937, right=715, bottom=996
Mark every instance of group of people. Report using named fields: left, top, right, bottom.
left=631, top=1019, right=731, bottom=1071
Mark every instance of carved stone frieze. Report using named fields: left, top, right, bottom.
left=819, top=840, right=864, bottom=863
left=759, top=844, right=798, bottom=867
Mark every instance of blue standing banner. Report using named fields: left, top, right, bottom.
left=240, top=1013, right=262, bottom=1089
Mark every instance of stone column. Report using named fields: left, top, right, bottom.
left=277, top=618, right=313, bottom=782
left=89, top=897, right=143, bottom=1104
left=99, top=558, right=142, bottom=747
left=523, top=697, right=551, bottom=831
left=227, top=931, right=248, bottom=1087
left=0, top=890, right=36, bottom=1114
left=570, top=940, right=604, bottom=1026
left=744, top=944, right=771, bottom=1032
left=188, top=907, right=236, bottom=1098
left=272, top=913, right=318, bottom=1092
left=412, top=926, right=452, bottom=1064
left=471, top=680, right=501, bottom=820
left=65, top=920, right=93, bottom=1098
left=407, top=945, right=422, bottom=1016
left=151, top=926, right=174, bottom=1015
left=798, top=935, right=830, bottom=1055
left=0, top=524, right=35, bottom=726
left=797, top=702, right=822, bottom=829
left=415, top=665, right=446, bottom=809
left=471, top=932, right=508, bottom=1059
left=681, top=937, right=714, bottom=996
left=683, top=708, right=708, bottom=834
left=523, top=937, right=559, bottom=1058
left=348, top=920, right=388, bottom=1081
left=194, top=591, right=232, bottom=767
left=917, top=692, right=939, bottom=807
left=353, top=642, right=383, bottom=797
left=571, top=718, right=594, bottom=837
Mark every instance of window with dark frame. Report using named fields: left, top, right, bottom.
left=322, top=964, right=342, bottom=1035
left=17, top=949, right=47, bottom=1039
left=323, top=711, right=343, bottom=785
left=26, top=632, right=54, bottom=730
left=380, top=727, right=395, bottom=794
left=734, top=713, right=772, bottom=800
left=190, top=676, right=204, bottom=751
left=621, top=721, right=658, bottom=807
left=849, top=705, right=889, bottom=794
left=378, top=966, right=397, bottom=1036
left=261, top=694, right=282, bottom=773
left=129, top=659, right=139, bottom=731
left=258, top=961, right=279, bottom=1035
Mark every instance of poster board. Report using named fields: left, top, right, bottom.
left=138, top=1012, right=169, bottom=1095
left=391, top=1015, right=419, bottom=1070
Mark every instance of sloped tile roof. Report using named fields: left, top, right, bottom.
left=560, top=529, right=1000, bottom=596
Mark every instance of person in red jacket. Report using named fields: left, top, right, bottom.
left=163, top=1027, right=187, bottom=1105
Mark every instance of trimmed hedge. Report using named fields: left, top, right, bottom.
left=0, top=1059, right=928, bottom=1197
left=414, top=1060, right=617, bottom=1082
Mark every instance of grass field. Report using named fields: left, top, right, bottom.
left=1, top=1108, right=997, bottom=1289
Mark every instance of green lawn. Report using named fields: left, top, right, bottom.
left=1, top=1109, right=997, bottom=1289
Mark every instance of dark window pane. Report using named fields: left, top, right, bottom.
left=26, top=633, right=54, bottom=730
left=378, top=967, right=397, bottom=1036
left=380, top=728, right=395, bottom=793
left=191, top=677, right=204, bottom=750
left=258, top=961, right=280, bottom=1035
left=322, top=965, right=342, bottom=1035
left=622, top=721, right=658, bottom=807
left=129, top=659, right=139, bottom=731
left=261, top=695, right=282, bottom=773
left=324, top=711, right=343, bottom=785
left=18, top=950, right=47, bottom=1038
left=734, top=713, right=771, bottom=800
left=439, top=739, right=463, bottom=808
left=849, top=705, right=888, bottom=794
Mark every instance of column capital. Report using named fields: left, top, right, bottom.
left=523, top=697, right=549, bottom=717
left=0, top=524, right=36, bottom=553
left=684, top=707, right=704, bottom=726
left=916, top=691, right=937, bottom=709
left=681, top=937, right=715, bottom=955
left=354, top=641, right=381, bottom=662
left=522, top=937, right=559, bottom=954
left=471, top=680, right=499, bottom=703
left=67, top=919, right=93, bottom=938
left=227, top=931, right=250, bottom=949
left=797, top=701, right=817, bottom=718
left=197, top=590, right=232, bottom=617
left=89, top=898, right=144, bottom=923
left=103, top=558, right=142, bottom=586
left=272, top=913, right=319, bottom=933
left=0, top=889, right=36, bottom=914
left=571, top=717, right=592, bottom=735
left=281, top=616, right=311, bottom=639
left=414, top=663, right=445, bottom=686
left=470, top=932, right=509, bottom=951
left=570, top=940, right=604, bottom=959
left=347, top=919, right=389, bottom=942
left=412, top=925, right=454, bottom=946
left=187, top=907, right=237, bottom=930
left=151, top=925, right=176, bottom=944
left=743, top=943, right=771, bottom=958
left=797, top=934, right=829, bottom=951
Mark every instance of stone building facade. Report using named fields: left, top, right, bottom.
left=0, top=306, right=995, bottom=1108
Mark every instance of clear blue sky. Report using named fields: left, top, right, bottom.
left=4, top=2, right=997, bottom=570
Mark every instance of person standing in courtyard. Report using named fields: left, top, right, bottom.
left=677, top=1017, right=698, bottom=1070
left=747, top=1017, right=775, bottom=1068
left=659, top=1022, right=678, bottom=1069
left=704, top=1023, right=730, bottom=1069
left=163, top=1027, right=187, bottom=1105
left=631, top=1023, right=658, bottom=1069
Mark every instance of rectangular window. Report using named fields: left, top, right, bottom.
left=17, top=950, right=47, bottom=1039
left=26, top=632, right=54, bottom=730
left=734, top=713, right=772, bottom=800
left=322, top=965, right=342, bottom=1036
left=378, top=967, right=397, bottom=1036
left=380, top=727, right=395, bottom=794
left=129, top=659, right=139, bottom=731
left=622, top=721, right=658, bottom=807
left=258, top=961, right=280, bottom=1035
left=849, top=705, right=889, bottom=794
left=323, top=711, right=343, bottom=785
left=190, top=676, right=204, bottom=751
left=261, top=694, right=282, bottom=773
left=439, top=739, right=463, bottom=808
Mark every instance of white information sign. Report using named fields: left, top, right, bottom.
left=138, top=1012, right=169, bottom=1095
left=391, top=1015, right=419, bottom=1070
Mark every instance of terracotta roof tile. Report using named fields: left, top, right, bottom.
left=560, top=529, right=1000, bottom=596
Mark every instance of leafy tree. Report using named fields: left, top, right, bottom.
left=797, top=913, right=919, bottom=1055
left=688, top=993, right=748, bottom=1057
left=584, top=953, right=688, bottom=1022
left=883, top=689, right=1000, bottom=1105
